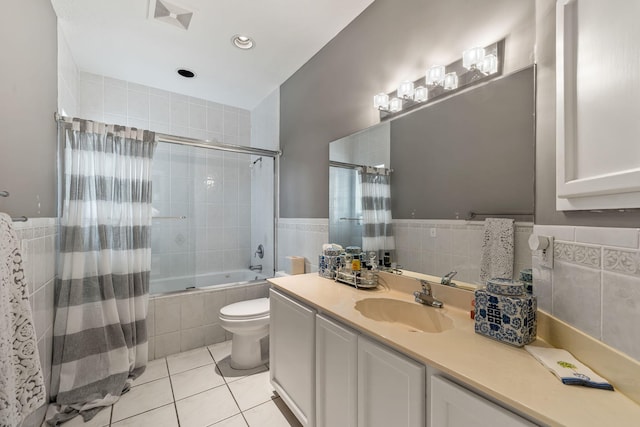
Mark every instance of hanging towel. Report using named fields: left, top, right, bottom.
left=479, top=218, right=514, bottom=284
left=0, top=213, right=46, bottom=426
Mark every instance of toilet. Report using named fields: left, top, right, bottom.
left=219, top=297, right=270, bottom=369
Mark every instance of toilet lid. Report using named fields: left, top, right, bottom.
left=220, top=297, right=269, bottom=319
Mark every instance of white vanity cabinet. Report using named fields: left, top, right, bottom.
left=315, top=314, right=358, bottom=427
left=269, top=289, right=316, bottom=426
left=357, top=335, right=425, bottom=427
left=430, top=376, right=536, bottom=427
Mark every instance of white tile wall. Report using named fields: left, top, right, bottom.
left=77, top=72, right=251, bottom=145
left=148, top=282, right=270, bottom=359
left=277, top=218, right=329, bottom=273
left=533, top=224, right=640, bottom=361
left=395, top=219, right=533, bottom=285
left=57, top=25, right=78, bottom=117
left=13, top=218, right=57, bottom=427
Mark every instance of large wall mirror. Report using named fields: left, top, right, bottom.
left=329, top=66, right=535, bottom=284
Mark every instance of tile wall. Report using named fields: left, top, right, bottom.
left=13, top=218, right=57, bottom=427
left=395, top=220, right=533, bottom=285
left=148, top=282, right=270, bottom=360
left=533, top=225, right=640, bottom=362
left=277, top=219, right=329, bottom=273
left=57, top=25, right=78, bottom=117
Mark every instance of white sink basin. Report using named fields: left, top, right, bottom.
left=355, top=298, right=454, bottom=333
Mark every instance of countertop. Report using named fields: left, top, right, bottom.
left=268, top=272, right=640, bottom=427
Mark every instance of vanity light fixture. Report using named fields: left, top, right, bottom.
left=372, top=39, right=503, bottom=118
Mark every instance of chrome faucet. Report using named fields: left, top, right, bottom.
left=441, top=271, right=457, bottom=287
left=413, top=279, right=443, bottom=308
left=250, top=264, right=263, bottom=273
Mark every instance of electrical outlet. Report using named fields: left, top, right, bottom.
left=539, top=236, right=554, bottom=269
left=430, top=228, right=437, bottom=238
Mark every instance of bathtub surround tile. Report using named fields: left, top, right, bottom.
left=148, top=337, right=155, bottom=361
left=204, top=323, right=228, bottom=346
left=112, top=377, right=174, bottom=422
left=175, top=386, right=241, bottom=427
left=155, top=332, right=181, bottom=358
left=166, top=347, right=214, bottom=375
left=181, top=294, right=205, bottom=329
left=111, top=404, right=178, bottom=427
left=181, top=326, right=206, bottom=352
left=171, top=363, right=226, bottom=400
left=155, top=297, right=181, bottom=335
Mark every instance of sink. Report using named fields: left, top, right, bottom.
left=355, top=298, right=454, bottom=333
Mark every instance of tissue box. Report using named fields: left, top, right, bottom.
left=285, top=256, right=305, bottom=275
left=474, top=289, right=537, bottom=347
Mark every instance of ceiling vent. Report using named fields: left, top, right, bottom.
left=150, top=0, right=193, bottom=30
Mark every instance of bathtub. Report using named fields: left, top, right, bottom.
left=150, top=269, right=269, bottom=295
left=148, top=269, right=271, bottom=360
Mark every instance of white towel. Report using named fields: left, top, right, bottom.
left=479, top=218, right=514, bottom=284
left=525, top=345, right=614, bottom=390
left=0, top=213, right=46, bottom=426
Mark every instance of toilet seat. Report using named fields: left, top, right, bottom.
left=220, top=297, right=269, bottom=320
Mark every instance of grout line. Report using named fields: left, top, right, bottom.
left=165, top=357, right=181, bottom=427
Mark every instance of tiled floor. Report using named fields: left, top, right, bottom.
left=63, top=341, right=301, bottom=427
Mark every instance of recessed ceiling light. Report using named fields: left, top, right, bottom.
left=177, top=68, right=196, bottom=78
left=232, top=34, right=255, bottom=50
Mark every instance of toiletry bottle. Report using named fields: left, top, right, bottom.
left=383, top=252, right=391, bottom=268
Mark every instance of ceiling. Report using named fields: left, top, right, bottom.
left=51, top=0, right=374, bottom=110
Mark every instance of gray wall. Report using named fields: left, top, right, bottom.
left=534, top=0, right=640, bottom=226
left=391, top=67, right=535, bottom=219
left=280, top=0, right=535, bottom=218
left=0, top=1, right=58, bottom=218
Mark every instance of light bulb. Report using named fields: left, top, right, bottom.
left=397, top=81, right=415, bottom=99
left=373, top=93, right=389, bottom=110
left=414, top=86, right=428, bottom=102
left=389, top=97, right=403, bottom=113
left=426, top=65, right=446, bottom=86
left=480, top=54, right=498, bottom=74
left=463, top=46, right=485, bottom=70
left=443, top=73, right=458, bottom=90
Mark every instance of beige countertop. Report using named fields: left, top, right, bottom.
left=268, top=272, right=640, bottom=427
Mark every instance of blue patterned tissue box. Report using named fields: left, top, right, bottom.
left=474, top=288, right=537, bottom=347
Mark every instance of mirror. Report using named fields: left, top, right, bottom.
left=329, top=66, right=535, bottom=284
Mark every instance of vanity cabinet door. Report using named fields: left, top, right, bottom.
left=316, top=314, right=358, bottom=427
left=357, top=335, right=425, bottom=427
left=269, top=289, right=316, bottom=426
left=431, top=376, right=536, bottom=427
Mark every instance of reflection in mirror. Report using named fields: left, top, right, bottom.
left=329, top=122, right=391, bottom=256
left=329, top=67, right=535, bottom=285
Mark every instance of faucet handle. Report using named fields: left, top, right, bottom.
left=419, top=279, right=431, bottom=294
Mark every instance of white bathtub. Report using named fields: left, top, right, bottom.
left=150, top=269, right=269, bottom=295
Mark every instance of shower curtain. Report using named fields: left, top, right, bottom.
left=359, top=166, right=395, bottom=257
left=47, top=119, right=156, bottom=425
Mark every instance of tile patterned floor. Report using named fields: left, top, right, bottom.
left=64, top=341, right=301, bottom=427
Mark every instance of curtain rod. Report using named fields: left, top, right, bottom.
left=54, top=113, right=281, bottom=158
left=329, top=160, right=393, bottom=173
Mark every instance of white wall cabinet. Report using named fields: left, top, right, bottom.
left=315, top=314, right=358, bottom=427
left=269, top=289, right=316, bottom=426
left=430, top=376, right=536, bottom=427
left=357, top=335, right=425, bottom=427
left=556, top=0, right=640, bottom=210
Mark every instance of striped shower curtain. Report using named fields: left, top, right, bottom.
left=360, top=166, right=395, bottom=257
left=47, top=119, right=156, bottom=425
